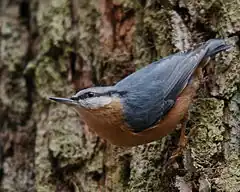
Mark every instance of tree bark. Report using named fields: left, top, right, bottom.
left=0, top=0, right=239, bottom=191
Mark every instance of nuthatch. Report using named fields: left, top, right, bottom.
left=50, top=39, right=231, bottom=147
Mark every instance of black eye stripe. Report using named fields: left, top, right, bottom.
left=76, top=92, right=97, bottom=100
left=70, top=96, right=78, bottom=100
left=73, top=90, right=128, bottom=100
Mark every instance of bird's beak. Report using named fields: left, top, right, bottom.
left=49, top=97, right=78, bottom=106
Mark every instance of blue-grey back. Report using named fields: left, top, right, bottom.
left=115, top=39, right=230, bottom=132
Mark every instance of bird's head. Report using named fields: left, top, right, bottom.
left=49, top=86, right=127, bottom=111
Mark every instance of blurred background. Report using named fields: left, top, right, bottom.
left=0, top=0, right=239, bottom=191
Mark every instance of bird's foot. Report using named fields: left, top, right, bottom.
left=200, top=76, right=209, bottom=85
left=167, top=135, right=188, bottom=166
left=196, top=67, right=209, bottom=90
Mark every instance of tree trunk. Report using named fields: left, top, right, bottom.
left=0, top=0, right=239, bottom=191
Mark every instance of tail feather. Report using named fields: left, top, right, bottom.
left=205, top=39, right=231, bottom=57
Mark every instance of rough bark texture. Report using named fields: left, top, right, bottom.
left=0, top=0, right=239, bottom=192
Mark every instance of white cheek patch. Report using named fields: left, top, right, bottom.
left=83, top=96, right=112, bottom=109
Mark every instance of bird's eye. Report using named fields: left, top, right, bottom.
left=86, top=92, right=95, bottom=98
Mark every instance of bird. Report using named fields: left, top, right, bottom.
left=49, top=39, right=231, bottom=147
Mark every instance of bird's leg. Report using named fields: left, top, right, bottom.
left=197, top=67, right=209, bottom=87
left=178, top=112, right=189, bottom=149
left=197, top=57, right=211, bottom=88
left=168, top=112, right=189, bottom=163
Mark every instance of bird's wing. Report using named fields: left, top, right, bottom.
left=117, top=39, right=230, bottom=132
left=117, top=50, right=206, bottom=132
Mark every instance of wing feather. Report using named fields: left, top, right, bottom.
left=115, top=39, right=230, bottom=132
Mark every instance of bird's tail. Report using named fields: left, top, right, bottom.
left=204, top=39, right=232, bottom=57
